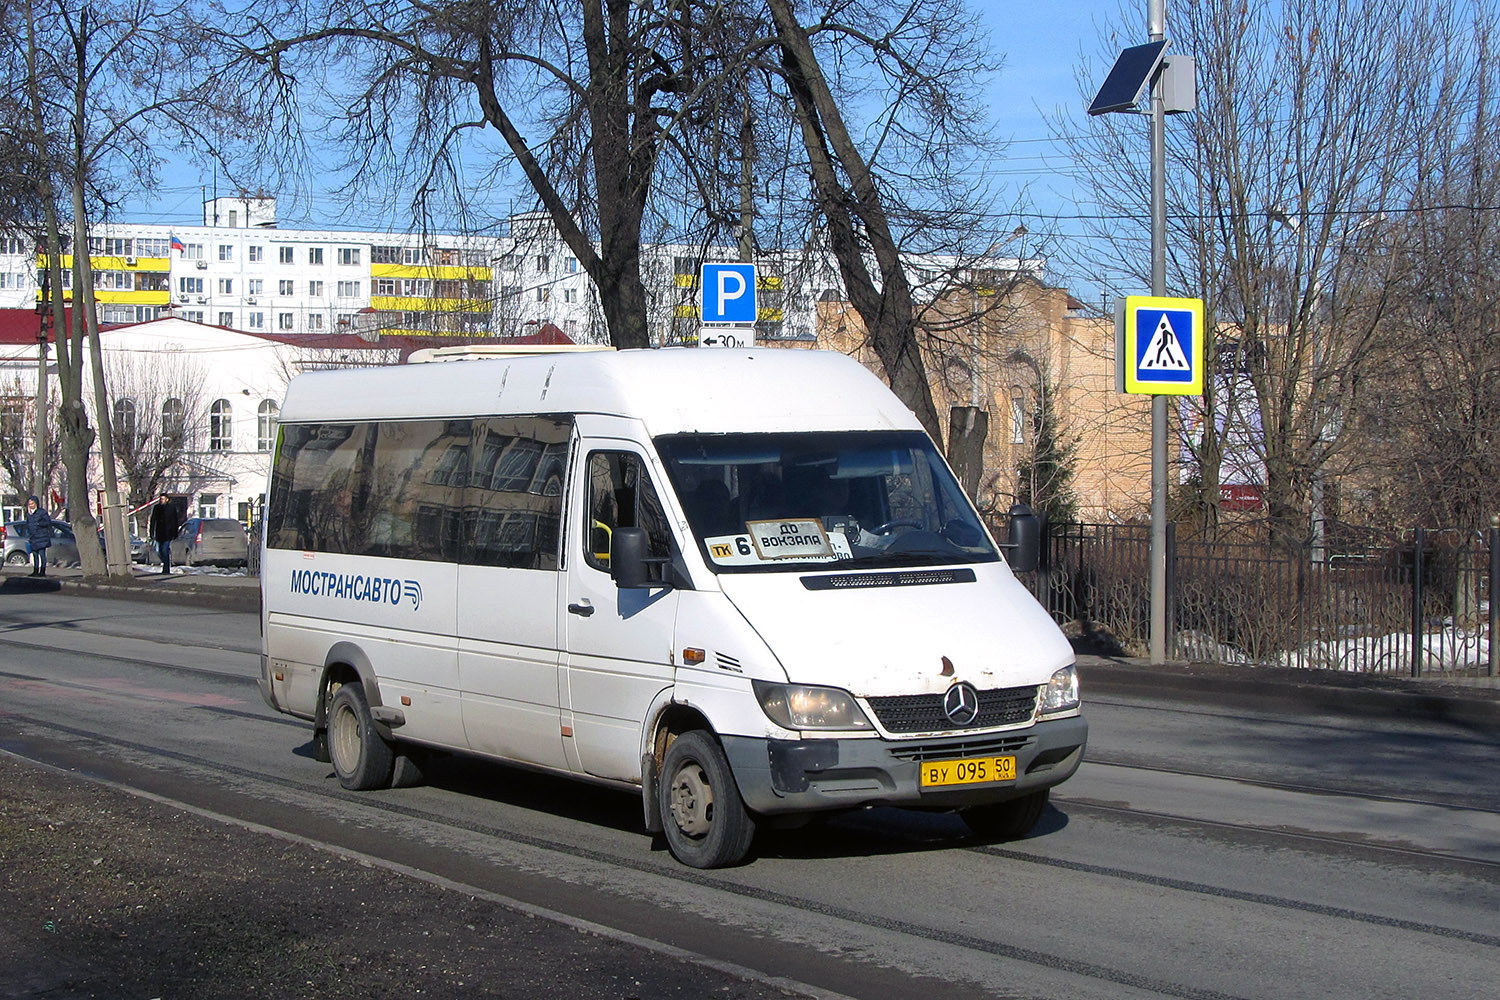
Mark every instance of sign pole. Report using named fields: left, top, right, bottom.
left=1148, top=0, right=1169, bottom=665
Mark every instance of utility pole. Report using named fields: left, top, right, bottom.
left=33, top=270, right=50, bottom=501
left=1148, top=0, right=1169, bottom=664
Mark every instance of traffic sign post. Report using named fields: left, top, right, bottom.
left=1115, top=295, right=1204, bottom=395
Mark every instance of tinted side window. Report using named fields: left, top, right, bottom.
left=266, top=423, right=367, bottom=552
left=584, top=451, right=670, bottom=572
left=353, top=419, right=469, bottom=561
left=463, top=417, right=571, bottom=569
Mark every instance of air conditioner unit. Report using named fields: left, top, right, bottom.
left=124, top=256, right=137, bottom=266
left=196, top=295, right=207, bottom=304
left=178, top=294, right=189, bottom=303
left=195, top=260, right=208, bottom=270
left=246, top=297, right=257, bottom=304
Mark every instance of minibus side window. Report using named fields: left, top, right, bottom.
left=464, top=417, right=571, bottom=570
left=583, top=451, right=670, bottom=572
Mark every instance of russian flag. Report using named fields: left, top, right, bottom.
left=170, top=234, right=185, bottom=253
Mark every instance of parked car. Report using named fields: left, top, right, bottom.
left=2, top=520, right=82, bottom=568
left=158, top=517, right=249, bottom=568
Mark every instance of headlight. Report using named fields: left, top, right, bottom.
left=1038, top=664, right=1080, bottom=717
left=753, top=681, right=873, bottom=731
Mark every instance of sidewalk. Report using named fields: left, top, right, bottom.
left=8, top=563, right=1499, bottom=726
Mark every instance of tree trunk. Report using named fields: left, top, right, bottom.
left=767, top=0, right=944, bottom=446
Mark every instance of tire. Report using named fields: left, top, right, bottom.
left=960, top=788, right=1049, bottom=841
left=5, top=550, right=27, bottom=566
left=389, top=748, right=427, bottom=789
left=658, top=730, right=756, bottom=869
left=327, top=682, right=395, bottom=791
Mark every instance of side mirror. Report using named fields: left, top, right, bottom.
left=610, top=526, right=676, bottom=590
left=1003, top=504, right=1041, bottom=572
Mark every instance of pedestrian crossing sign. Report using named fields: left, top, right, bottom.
left=1116, top=295, right=1204, bottom=395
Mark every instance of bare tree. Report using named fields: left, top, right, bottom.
left=6, top=0, right=249, bottom=574
left=1354, top=6, right=1500, bottom=530
left=0, top=374, right=60, bottom=506
left=1058, top=0, right=1449, bottom=549
left=101, top=348, right=213, bottom=511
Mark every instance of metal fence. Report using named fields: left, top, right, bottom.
left=1025, top=522, right=1498, bottom=676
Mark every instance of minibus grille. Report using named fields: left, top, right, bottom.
left=866, top=685, right=1037, bottom=734
left=886, top=734, right=1035, bottom=761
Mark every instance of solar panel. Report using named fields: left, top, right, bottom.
left=1088, top=40, right=1169, bottom=116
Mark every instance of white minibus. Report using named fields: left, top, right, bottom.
left=258, top=348, right=1086, bottom=868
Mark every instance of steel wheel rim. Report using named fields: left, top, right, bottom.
left=668, top=761, right=714, bottom=838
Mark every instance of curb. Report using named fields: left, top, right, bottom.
left=1078, top=655, right=1500, bottom=728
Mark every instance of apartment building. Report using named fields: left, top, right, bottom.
left=0, top=198, right=606, bottom=342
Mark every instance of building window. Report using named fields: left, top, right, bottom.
left=278, top=279, right=294, bottom=296
left=536, top=287, right=550, bottom=302
left=308, top=280, right=324, bottom=297
left=374, top=278, right=396, bottom=295
left=1010, top=390, right=1026, bottom=445
left=178, top=277, right=203, bottom=294
left=308, top=247, right=324, bottom=265
left=563, top=288, right=577, bottom=303
left=308, top=313, right=325, bottom=331
left=112, top=398, right=137, bottom=444
left=218, top=244, right=233, bottom=261
left=402, top=247, right=426, bottom=265
left=209, top=399, right=232, bottom=451
left=535, top=255, right=550, bottom=273
left=198, top=493, right=221, bottom=519
left=257, top=400, right=279, bottom=451
left=249, top=245, right=263, bottom=262
left=371, top=245, right=400, bottom=264
left=336, top=280, right=360, bottom=297
left=218, top=311, right=234, bottom=327
left=162, top=398, right=185, bottom=445
left=338, top=247, right=360, bottom=265
left=247, top=278, right=263, bottom=296
left=184, top=310, right=204, bottom=323
left=218, top=278, right=233, bottom=294
left=565, top=257, right=578, bottom=273
left=248, top=311, right=265, bottom=330
left=183, top=243, right=205, bottom=260
left=278, top=312, right=294, bottom=331
left=278, top=246, right=294, bottom=264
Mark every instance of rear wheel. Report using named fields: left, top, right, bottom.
left=659, top=731, right=756, bottom=869
left=5, top=551, right=27, bottom=566
left=960, top=789, right=1049, bottom=841
left=327, top=682, right=395, bottom=791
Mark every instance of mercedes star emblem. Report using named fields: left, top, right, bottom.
left=942, top=682, right=980, bottom=726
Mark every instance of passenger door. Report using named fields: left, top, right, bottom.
left=457, top=416, right=572, bottom=770
left=562, top=441, right=679, bottom=782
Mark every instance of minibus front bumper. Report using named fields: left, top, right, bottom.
left=720, top=714, right=1087, bottom=815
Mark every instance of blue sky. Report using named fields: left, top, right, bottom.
left=120, top=1, right=1141, bottom=300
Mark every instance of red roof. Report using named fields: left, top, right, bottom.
left=0, top=310, right=577, bottom=359
left=0, top=307, right=86, bottom=344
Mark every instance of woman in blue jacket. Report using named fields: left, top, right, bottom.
left=24, top=496, right=53, bottom=576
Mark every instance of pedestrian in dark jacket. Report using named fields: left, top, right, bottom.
left=23, top=495, right=53, bottom=576
left=148, top=494, right=180, bottom=575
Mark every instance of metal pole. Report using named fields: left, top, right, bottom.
left=1148, top=0, right=1169, bottom=664
left=1489, top=522, right=1497, bottom=678
left=1411, top=527, right=1425, bottom=678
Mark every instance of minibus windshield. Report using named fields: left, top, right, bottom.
left=655, top=431, right=1000, bottom=573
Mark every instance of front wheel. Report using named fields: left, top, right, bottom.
left=5, top=551, right=27, bottom=566
left=659, top=731, right=756, bottom=869
left=960, top=789, right=1049, bottom=841
left=327, top=682, right=395, bottom=791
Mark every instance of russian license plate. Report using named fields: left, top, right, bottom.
left=920, top=756, right=1017, bottom=788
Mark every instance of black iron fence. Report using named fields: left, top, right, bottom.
left=1024, top=522, right=1498, bottom=676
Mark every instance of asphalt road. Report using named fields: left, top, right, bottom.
left=2, top=587, right=1498, bottom=999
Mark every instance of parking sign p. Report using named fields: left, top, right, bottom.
left=701, top=262, right=757, bottom=324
